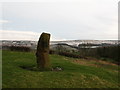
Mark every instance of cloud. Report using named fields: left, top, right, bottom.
left=0, top=0, right=94, bottom=3
left=0, top=20, right=10, bottom=23
left=1, top=0, right=118, bottom=40
left=0, top=30, right=40, bottom=41
left=0, top=30, right=64, bottom=41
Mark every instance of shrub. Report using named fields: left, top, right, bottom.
left=49, top=49, right=56, bottom=54
left=58, top=51, right=82, bottom=58
left=50, top=45, right=119, bottom=64
left=96, top=46, right=119, bottom=62
left=78, top=45, right=119, bottom=63
left=10, top=46, right=31, bottom=52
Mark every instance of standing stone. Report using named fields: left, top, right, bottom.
left=36, top=32, right=51, bottom=69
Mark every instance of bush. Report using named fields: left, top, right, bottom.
left=50, top=45, right=119, bottom=64
left=10, top=46, right=31, bottom=52
left=49, top=49, right=56, bottom=54
left=58, top=51, right=82, bottom=58
left=96, top=46, right=119, bottom=62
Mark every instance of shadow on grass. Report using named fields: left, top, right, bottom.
left=19, top=65, right=63, bottom=72
left=19, top=65, right=41, bottom=71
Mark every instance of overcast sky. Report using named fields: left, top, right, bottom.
left=0, top=0, right=119, bottom=41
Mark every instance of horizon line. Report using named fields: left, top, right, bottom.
left=0, top=39, right=119, bottom=41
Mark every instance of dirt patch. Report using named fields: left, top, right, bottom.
left=72, top=59, right=99, bottom=67
left=72, top=58, right=117, bottom=66
left=97, top=60, right=117, bottom=66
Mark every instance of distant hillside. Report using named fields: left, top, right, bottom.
left=50, top=43, right=78, bottom=52
left=1, top=40, right=118, bottom=50
left=50, top=40, right=118, bottom=46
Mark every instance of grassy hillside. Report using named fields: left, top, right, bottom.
left=2, top=50, right=119, bottom=88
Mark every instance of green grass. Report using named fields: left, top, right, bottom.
left=2, top=50, right=119, bottom=88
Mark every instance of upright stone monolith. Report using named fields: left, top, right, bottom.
left=36, top=32, right=51, bottom=70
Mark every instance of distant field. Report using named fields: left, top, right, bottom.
left=2, top=50, right=119, bottom=88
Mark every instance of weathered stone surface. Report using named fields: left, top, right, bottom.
left=36, top=32, right=51, bottom=69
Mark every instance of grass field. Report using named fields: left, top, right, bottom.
left=2, top=50, right=119, bottom=88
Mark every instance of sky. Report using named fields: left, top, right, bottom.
left=0, top=0, right=119, bottom=41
